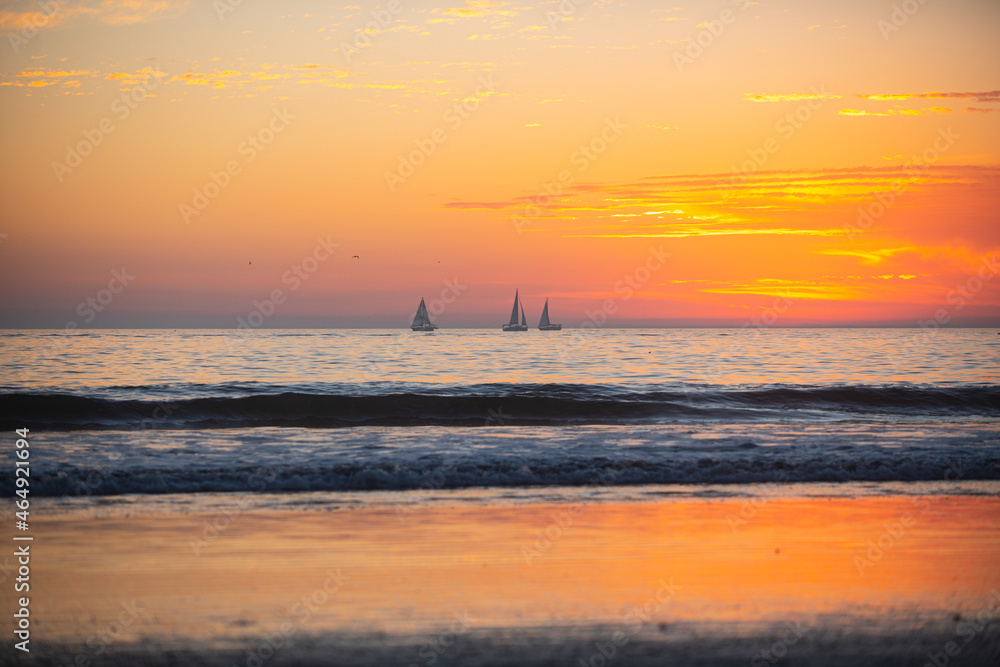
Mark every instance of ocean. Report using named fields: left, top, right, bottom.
left=2, top=328, right=998, bottom=496
left=2, top=328, right=999, bottom=665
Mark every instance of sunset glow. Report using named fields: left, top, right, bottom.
left=1, top=0, right=998, bottom=327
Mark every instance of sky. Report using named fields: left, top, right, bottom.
left=0, top=0, right=998, bottom=328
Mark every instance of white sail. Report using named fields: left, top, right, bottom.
left=539, top=299, right=550, bottom=328
left=509, top=290, right=520, bottom=326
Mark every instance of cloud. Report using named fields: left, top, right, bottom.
left=562, top=227, right=844, bottom=239
left=841, top=107, right=984, bottom=116
left=840, top=109, right=889, bottom=117
left=837, top=91, right=999, bottom=116
left=161, top=64, right=359, bottom=90
left=699, top=278, right=862, bottom=300
left=745, top=92, right=842, bottom=102
left=856, top=91, right=1000, bottom=103
left=442, top=201, right=509, bottom=209
left=0, top=0, right=190, bottom=31
left=815, top=247, right=918, bottom=265
left=442, top=165, right=997, bottom=247
left=17, top=68, right=95, bottom=77
left=442, top=0, right=517, bottom=19
left=2, top=67, right=98, bottom=87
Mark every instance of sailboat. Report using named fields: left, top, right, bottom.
left=502, top=290, right=529, bottom=331
left=410, top=297, right=439, bottom=331
left=538, top=298, right=562, bottom=331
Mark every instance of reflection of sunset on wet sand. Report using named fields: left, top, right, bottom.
left=20, top=493, right=1000, bottom=663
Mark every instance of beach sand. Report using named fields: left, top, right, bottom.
left=7, top=492, right=1000, bottom=665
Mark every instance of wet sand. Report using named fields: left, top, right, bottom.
left=6, top=492, right=1000, bottom=665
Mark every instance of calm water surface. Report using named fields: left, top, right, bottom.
left=2, top=328, right=998, bottom=390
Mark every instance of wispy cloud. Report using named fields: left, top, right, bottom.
left=0, top=0, right=190, bottom=31
left=1, top=67, right=98, bottom=87
left=815, top=247, right=918, bottom=265
left=839, top=107, right=959, bottom=116
left=700, top=278, right=863, bottom=300
left=856, top=91, right=1000, bottom=103
left=744, top=92, right=842, bottom=102
left=562, top=227, right=844, bottom=239
left=441, top=0, right=517, bottom=19
left=442, top=165, right=997, bottom=245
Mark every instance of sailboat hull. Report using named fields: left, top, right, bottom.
left=538, top=324, right=562, bottom=331
left=410, top=324, right=439, bottom=331
left=501, top=324, right=528, bottom=331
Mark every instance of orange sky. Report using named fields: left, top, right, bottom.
left=0, top=0, right=998, bottom=327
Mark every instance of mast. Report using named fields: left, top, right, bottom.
left=509, top=290, right=520, bottom=326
